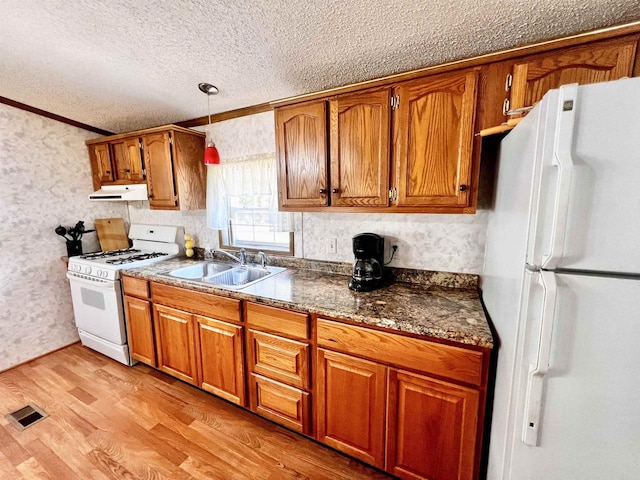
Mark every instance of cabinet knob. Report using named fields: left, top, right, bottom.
left=125, top=169, right=131, bottom=173
left=105, top=170, right=110, bottom=174
left=459, top=184, right=468, bottom=192
left=319, top=188, right=326, bottom=194
left=332, top=188, right=339, bottom=194
left=148, top=194, right=153, bottom=199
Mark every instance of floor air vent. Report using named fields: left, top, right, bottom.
left=7, top=403, right=48, bottom=430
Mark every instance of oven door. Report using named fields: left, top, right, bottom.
left=66, top=272, right=126, bottom=345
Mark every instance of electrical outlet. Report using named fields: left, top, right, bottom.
left=328, top=238, right=337, bottom=254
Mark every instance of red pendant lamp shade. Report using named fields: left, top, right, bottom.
left=199, top=82, right=221, bottom=165
left=204, top=141, right=220, bottom=165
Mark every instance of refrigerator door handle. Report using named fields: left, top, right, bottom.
left=541, top=84, right=578, bottom=270
left=522, top=270, right=558, bottom=446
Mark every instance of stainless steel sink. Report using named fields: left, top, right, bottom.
left=166, top=261, right=233, bottom=279
left=203, top=266, right=286, bottom=289
left=162, top=262, right=286, bottom=289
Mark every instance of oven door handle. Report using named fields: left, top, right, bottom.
left=66, top=272, right=118, bottom=290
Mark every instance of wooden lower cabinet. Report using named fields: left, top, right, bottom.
left=387, top=369, right=480, bottom=480
left=316, top=348, right=387, bottom=469
left=123, top=295, right=155, bottom=366
left=194, top=315, right=245, bottom=406
left=142, top=290, right=487, bottom=479
left=250, top=374, right=310, bottom=434
left=153, top=304, right=198, bottom=385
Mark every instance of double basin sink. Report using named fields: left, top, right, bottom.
left=161, top=261, right=286, bottom=290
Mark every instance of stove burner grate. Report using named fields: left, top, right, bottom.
left=105, top=252, right=169, bottom=265
left=80, top=248, right=140, bottom=260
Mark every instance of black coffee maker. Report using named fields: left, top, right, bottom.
left=348, top=233, right=385, bottom=292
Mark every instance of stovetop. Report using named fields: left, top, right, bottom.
left=78, top=248, right=170, bottom=265
left=66, top=224, right=183, bottom=282
left=68, top=248, right=175, bottom=280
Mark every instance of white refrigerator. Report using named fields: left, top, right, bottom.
left=482, top=77, right=640, bottom=480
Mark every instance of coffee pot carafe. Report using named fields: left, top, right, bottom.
left=348, top=233, right=385, bottom=292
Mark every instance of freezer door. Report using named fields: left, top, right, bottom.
left=503, top=272, right=640, bottom=480
left=527, top=77, right=640, bottom=275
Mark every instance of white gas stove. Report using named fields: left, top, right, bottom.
left=66, top=224, right=184, bottom=365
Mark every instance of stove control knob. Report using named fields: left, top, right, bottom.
left=96, top=269, right=102, bottom=277
left=83, top=266, right=92, bottom=275
left=101, top=270, right=109, bottom=278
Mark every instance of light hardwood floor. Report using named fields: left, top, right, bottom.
left=0, top=343, right=390, bottom=479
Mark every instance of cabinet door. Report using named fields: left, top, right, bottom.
left=112, top=138, right=144, bottom=182
left=194, top=315, right=245, bottom=406
left=124, top=138, right=145, bottom=181
left=143, top=132, right=178, bottom=209
left=393, top=70, right=478, bottom=208
left=91, top=143, right=114, bottom=183
left=329, top=88, right=391, bottom=207
left=316, top=348, right=386, bottom=468
left=153, top=304, right=198, bottom=384
left=510, top=38, right=637, bottom=112
left=250, top=374, right=310, bottom=434
left=124, top=295, right=155, bottom=367
left=275, top=100, right=328, bottom=208
left=387, top=369, right=480, bottom=480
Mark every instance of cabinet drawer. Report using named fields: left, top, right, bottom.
left=247, top=330, right=310, bottom=389
left=317, top=319, right=484, bottom=386
left=246, top=302, right=309, bottom=340
left=250, top=374, right=310, bottom=434
left=151, top=282, right=241, bottom=323
left=122, top=276, right=149, bottom=299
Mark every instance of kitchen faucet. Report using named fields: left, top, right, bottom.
left=214, top=248, right=247, bottom=266
left=258, top=251, right=267, bottom=269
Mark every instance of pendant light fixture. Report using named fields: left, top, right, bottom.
left=199, top=82, right=220, bottom=165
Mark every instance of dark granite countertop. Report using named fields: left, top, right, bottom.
left=123, top=258, right=493, bottom=349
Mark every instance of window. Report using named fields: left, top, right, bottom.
left=207, top=154, right=294, bottom=254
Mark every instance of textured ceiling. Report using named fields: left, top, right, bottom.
left=1, top=0, right=638, bottom=133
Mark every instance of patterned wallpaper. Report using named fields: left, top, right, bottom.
left=0, top=104, right=128, bottom=371
left=302, top=211, right=488, bottom=274
left=132, top=111, right=489, bottom=274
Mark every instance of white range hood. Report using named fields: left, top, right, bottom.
left=89, top=184, right=148, bottom=202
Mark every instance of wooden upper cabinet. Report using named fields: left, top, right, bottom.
left=111, top=138, right=145, bottom=182
left=143, top=132, right=177, bottom=209
left=87, top=125, right=205, bottom=210
left=91, top=143, right=114, bottom=184
left=387, top=369, right=480, bottom=480
left=329, top=88, right=391, bottom=207
left=509, top=37, right=638, bottom=112
left=275, top=100, right=328, bottom=208
left=393, top=69, right=479, bottom=208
